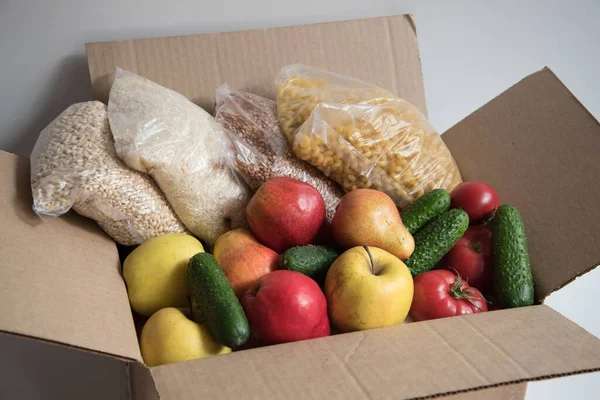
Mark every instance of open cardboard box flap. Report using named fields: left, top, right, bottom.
left=0, top=13, right=599, bottom=400
left=0, top=150, right=142, bottom=363
left=443, top=67, right=600, bottom=300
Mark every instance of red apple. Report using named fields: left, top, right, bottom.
left=241, top=270, right=330, bottom=344
left=246, top=177, right=325, bottom=253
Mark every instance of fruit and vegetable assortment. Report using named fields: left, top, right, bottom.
left=126, top=175, right=535, bottom=367
left=30, top=64, right=538, bottom=369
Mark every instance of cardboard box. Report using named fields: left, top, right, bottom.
left=1, top=14, right=599, bottom=400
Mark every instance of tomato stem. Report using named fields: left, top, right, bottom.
left=448, top=269, right=486, bottom=311
left=363, top=246, right=375, bottom=275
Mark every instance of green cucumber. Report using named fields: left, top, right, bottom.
left=401, top=189, right=451, bottom=234
left=280, top=245, right=339, bottom=282
left=188, top=252, right=249, bottom=348
left=492, top=205, right=535, bottom=308
left=405, top=208, right=469, bottom=277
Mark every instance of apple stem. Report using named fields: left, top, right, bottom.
left=363, top=246, right=375, bottom=275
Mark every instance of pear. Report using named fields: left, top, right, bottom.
left=140, top=308, right=230, bottom=367
left=331, top=189, right=414, bottom=260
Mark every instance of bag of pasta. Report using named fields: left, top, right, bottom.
left=275, top=64, right=462, bottom=208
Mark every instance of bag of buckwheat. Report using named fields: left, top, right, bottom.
left=215, top=84, right=344, bottom=221
left=30, top=101, right=189, bottom=246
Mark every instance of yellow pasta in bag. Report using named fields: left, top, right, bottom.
left=276, top=64, right=462, bottom=208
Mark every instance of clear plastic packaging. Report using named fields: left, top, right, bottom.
left=30, top=101, right=189, bottom=245
left=276, top=64, right=398, bottom=139
left=108, top=69, right=250, bottom=245
left=276, top=64, right=463, bottom=208
left=215, top=84, right=344, bottom=221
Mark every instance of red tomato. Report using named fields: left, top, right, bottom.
left=450, top=182, right=499, bottom=221
left=410, top=270, right=488, bottom=321
left=443, top=225, right=492, bottom=292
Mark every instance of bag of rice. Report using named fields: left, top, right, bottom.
left=30, top=101, right=189, bottom=245
left=108, top=69, right=250, bottom=245
left=215, top=84, right=344, bottom=221
left=276, top=64, right=463, bottom=208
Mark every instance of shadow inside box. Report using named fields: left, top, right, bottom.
left=116, top=244, right=138, bottom=267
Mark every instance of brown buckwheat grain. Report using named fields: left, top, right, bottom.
left=215, top=85, right=343, bottom=221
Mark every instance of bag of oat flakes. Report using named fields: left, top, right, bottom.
left=30, top=101, right=189, bottom=246
left=215, top=84, right=344, bottom=221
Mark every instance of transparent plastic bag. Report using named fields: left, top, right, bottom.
left=275, top=64, right=462, bottom=208
left=30, top=101, right=189, bottom=245
left=215, top=84, right=344, bottom=221
left=108, top=69, right=250, bottom=245
left=276, top=64, right=398, bottom=139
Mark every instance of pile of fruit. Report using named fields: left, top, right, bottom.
left=123, top=178, right=535, bottom=367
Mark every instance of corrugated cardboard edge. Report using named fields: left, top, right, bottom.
left=439, top=383, right=526, bottom=400
left=405, top=14, right=417, bottom=35
left=128, top=362, right=160, bottom=400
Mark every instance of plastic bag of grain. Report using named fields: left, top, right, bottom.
left=30, top=101, right=189, bottom=245
left=108, top=69, right=250, bottom=246
left=215, top=84, right=344, bottom=221
left=275, top=64, right=462, bottom=208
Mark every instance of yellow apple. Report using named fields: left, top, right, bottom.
left=140, top=308, right=231, bottom=367
left=123, top=233, right=204, bottom=316
left=325, top=246, right=413, bottom=332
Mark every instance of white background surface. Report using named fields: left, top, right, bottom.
left=1, top=0, right=599, bottom=398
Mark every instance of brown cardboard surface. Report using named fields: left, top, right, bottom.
left=0, top=150, right=141, bottom=362
left=129, top=363, right=159, bottom=400
left=86, top=14, right=427, bottom=117
left=443, top=68, right=600, bottom=300
left=149, top=305, right=600, bottom=400
left=0, top=331, right=130, bottom=400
